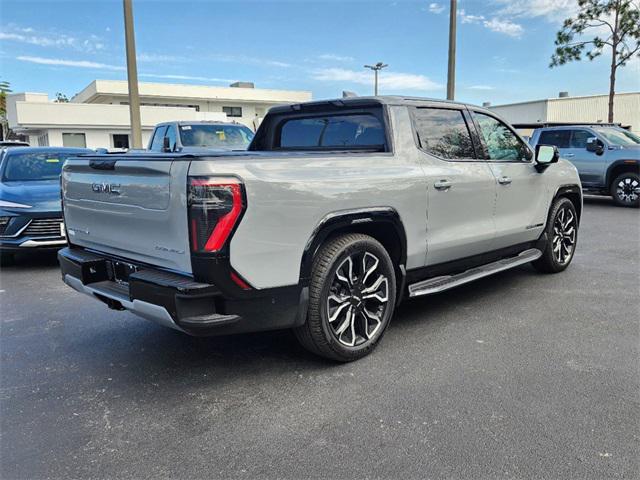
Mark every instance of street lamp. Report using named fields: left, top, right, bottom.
left=364, top=62, right=388, bottom=96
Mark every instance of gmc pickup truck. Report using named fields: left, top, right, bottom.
left=58, top=97, right=582, bottom=361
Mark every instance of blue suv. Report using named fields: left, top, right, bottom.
left=530, top=125, right=639, bottom=207
left=0, top=146, right=92, bottom=259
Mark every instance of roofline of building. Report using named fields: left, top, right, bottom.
left=491, top=91, right=639, bottom=108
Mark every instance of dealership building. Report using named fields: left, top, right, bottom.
left=6, top=80, right=312, bottom=149
left=489, top=91, right=640, bottom=135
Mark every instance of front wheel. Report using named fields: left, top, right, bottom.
left=611, top=172, right=640, bottom=208
left=294, top=233, right=397, bottom=362
left=533, top=197, right=578, bottom=273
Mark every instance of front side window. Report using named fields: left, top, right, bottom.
left=179, top=124, right=255, bottom=150
left=2, top=152, right=81, bottom=181
left=538, top=130, right=570, bottom=149
left=165, top=125, right=178, bottom=151
left=278, top=114, right=385, bottom=150
left=150, top=126, right=168, bottom=151
left=474, top=112, right=529, bottom=161
left=62, top=133, right=86, bottom=148
left=412, top=108, right=476, bottom=160
left=570, top=130, right=592, bottom=148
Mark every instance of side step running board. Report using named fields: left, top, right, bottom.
left=408, top=248, right=542, bottom=297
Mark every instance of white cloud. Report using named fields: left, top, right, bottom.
left=137, top=52, right=182, bottom=63
left=16, top=55, right=124, bottom=71
left=428, top=3, right=445, bottom=14
left=482, top=18, right=524, bottom=37
left=139, top=73, right=234, bottom=83
left=494, top=0, right=579, bottom=22
left=318, top=53, right=354, bottom=62
left=0, top=26, right=105, bottom=52
left=313, top=67, right=442, bottom=91
left=206, top=53, right=291, bottom=68
left=468, top=85, right=496, bottom=90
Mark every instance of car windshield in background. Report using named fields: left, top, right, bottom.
left=278, top=114, right=385, bottom=149
left=2, top=152, right=76, bottom=182
left=179, top=124, right=255, bottom=149
left=594, top=128, right=640, bottom=146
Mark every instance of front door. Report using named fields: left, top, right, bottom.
left=471, top=111, right=548, bottom=249
left=410, top=106, right=497, bottom=266
left=565, top=129, right=607, bottom=185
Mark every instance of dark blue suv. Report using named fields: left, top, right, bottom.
left=0, top=147, right=92, bottom=259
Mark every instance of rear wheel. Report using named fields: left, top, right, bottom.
left=294, top=233, right=396, bottom=362
left=533, top=197, right=578, bottom=273
left=611, top=172, right=640, bottom=208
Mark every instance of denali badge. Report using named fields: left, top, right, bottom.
left=91, top=182, right=121, bottom=195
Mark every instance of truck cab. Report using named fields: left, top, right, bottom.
left=530, top=125, right=639, bottom=207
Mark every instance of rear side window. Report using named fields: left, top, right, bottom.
left=539, top=130, right=570, bottom=148
left=278, top=114, right=385, bottom=150
left=412, top=108, right=476, bottom=159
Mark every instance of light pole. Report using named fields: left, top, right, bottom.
left=364, top=62, right=388, bottom=96
left=123, top=0, right=142, bottom=149
left=446, top=0, right=457, bottom=101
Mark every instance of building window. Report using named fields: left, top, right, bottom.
left=37, top=133, right=50, bottom=146
left=223, top=106, right=243, bottom=118
left=62, top=133, right=87, bottom=148
left=112, top=134, right=130, bottom=149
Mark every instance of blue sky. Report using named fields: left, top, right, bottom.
left=1, top=0, right=638, bottom=105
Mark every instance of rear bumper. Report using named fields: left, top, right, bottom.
left=58, top=247, right=307, bottom=336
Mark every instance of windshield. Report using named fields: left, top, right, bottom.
left=179, top=124, right=255, bottom=150
left=593, top=127, right=640, bottom=146
left=2, top=151, right=80, bottom=182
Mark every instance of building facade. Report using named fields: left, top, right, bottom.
left=7, top=80, right=312, bottom=149
left=489, top=92, right=640, bottom=135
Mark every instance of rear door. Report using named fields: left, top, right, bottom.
left=471, top=111, right=548, bottom=249
left=62, top=156, right=192, bottom=273
left=411, top=106, right=497, bottom=265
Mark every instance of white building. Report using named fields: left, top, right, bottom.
left=489, top=92, right=640, bottom=135
left=6, top=80, right=312, bottom=149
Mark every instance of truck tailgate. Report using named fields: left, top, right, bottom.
left=62, top=157, right=193, bottom=274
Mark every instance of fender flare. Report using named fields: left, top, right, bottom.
left=298, top=207, right=408, bottom=284
left=605, top=159, right=640, bottom=188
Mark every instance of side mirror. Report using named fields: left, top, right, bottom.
left=586, top=137, right=604, bottom=155
left=535, top=144, right=559, bottom=172
left=162, top=136, right=172, bottom=152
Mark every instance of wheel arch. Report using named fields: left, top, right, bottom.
left=552, top=184, right=583, bottom=225
left=299, top=207, right=407, bottom=286
left=606, top=160, right=640, bottom=189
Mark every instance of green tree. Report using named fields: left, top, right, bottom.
left=0, top=80, right=11, bottom=141
left=55, top=92, right=70, bottom=103
left=550, top=0, right=640, bottom=122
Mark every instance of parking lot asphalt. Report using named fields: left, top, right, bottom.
left=1, top=196, right=638, bottom=480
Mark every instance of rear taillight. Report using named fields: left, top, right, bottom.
left=188, top=177, right=245, bottom=253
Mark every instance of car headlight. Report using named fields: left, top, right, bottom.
left=0, top=200, right=33, bottom=209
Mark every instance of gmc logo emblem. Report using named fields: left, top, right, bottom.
left=91, top=182, right=121, bottom=195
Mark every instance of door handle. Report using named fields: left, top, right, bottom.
left=498, top=176, right=512, bottom=185
left=434, top=179, right=452, bottom=190
left=564, top=153, right=575, bottom=158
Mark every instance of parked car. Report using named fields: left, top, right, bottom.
left=0, top=140, right=30, bottom=148
left=0, top=146, right=92, bottom=260
left=529, top=125, right=639, bottom=207
left=58, top=97, right=582, bottom=361
left=148, top=121, right=255, bottom=152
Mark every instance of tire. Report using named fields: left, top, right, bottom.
left=610, top=172, right=640, bottom=208
left=532, top=197, right=578, bottom=273
left=294, top=233, right=397, bottom=362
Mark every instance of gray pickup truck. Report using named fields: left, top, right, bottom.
left=58, top=97, right=582, bottom=361
left=529, top=125, right=639, bottom=207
